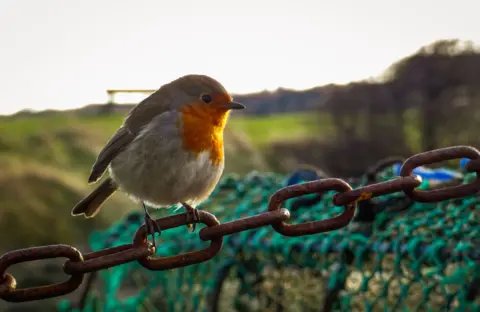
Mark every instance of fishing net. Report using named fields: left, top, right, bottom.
left=58, top=165, right=479, bottom=312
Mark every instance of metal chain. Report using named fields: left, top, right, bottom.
left=1, top=145, right=479, bottom=303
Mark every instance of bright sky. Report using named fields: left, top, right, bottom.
left=0, top=0, right=478, bottom=115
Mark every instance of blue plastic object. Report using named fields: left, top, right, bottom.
left=460, top=158, right=469, bottom=169
left=287, top=161, right=464, bottom=186
left=393, top=164, right=462, bottom=181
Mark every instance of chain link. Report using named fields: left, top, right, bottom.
left=133, top=211, right=223, bottom=271
left=0, top=245, right=84, bottom=302
left=0, top=145, right=479, bottom=302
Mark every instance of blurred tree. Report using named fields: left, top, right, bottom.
left=387, top=39, right=480, bottom=150
left=278, top=39, right=480, bottom=177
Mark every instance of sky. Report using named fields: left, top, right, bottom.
left=0, top=0, right=478, bottom=115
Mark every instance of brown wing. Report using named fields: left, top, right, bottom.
left=123, top=87, right=174, bottom=132
left=88, top=126, right=135, bottom=183
left=87, top=88, right=174, bottom=183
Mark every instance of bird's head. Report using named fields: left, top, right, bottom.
left=167, top=74, right=245, bottom=126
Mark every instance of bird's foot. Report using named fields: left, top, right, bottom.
left=182, top=202, right=200, bottom=233
left=143, top=203, right=162, bottom=250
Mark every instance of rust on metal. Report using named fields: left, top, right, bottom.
left=400, top=146, right=480, bottom=202
left=268, top=178, right=356, bottom=236
left=0, top=245, right=84, bottom=302
left=133, top=211, right=223, bottom=270
left=333, top=176, right=422, bottom=206
left=64, top=244, right=154, bottom=275
left=199, top=209, right=290, bottom=241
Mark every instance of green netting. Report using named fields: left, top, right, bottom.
left=58, top=167, right=479, bottom=312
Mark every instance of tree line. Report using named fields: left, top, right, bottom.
left=271, top=39, right=480, bottom=177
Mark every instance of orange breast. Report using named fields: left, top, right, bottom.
left=179, top=103, right=230, bottom=166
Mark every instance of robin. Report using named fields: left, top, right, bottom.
left=71, top=74, right=245, bottom=248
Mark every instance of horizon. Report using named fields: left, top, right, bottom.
left=1, top=82, right=331, bottom=117
left=1, top=0, right=479, bottom=115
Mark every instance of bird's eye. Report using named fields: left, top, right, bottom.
left=201, top=94, right=212, bottom=104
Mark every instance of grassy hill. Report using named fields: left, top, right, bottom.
left=0, top=111, right=325, bottom=252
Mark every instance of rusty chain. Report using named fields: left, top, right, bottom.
left=0, top=145, right=479, bottom=303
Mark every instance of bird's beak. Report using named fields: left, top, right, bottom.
left=223, top=101, right=245, bottom=110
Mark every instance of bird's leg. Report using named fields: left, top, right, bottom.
left=181, top=202, right=200, bottom=232
left=142, top=202, right=162, bottom=249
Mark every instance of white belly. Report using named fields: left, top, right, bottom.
left=110, top=148, right=224, bottom=208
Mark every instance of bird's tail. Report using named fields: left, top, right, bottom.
left=71, top=178, right=117, bottom=218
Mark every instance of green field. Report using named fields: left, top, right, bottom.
left=228, top=113, right=334, bottom=146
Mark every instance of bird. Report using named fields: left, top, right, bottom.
left=71, top=74, right=245, bottom=248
